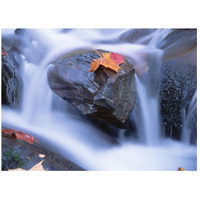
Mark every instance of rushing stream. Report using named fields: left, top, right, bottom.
left=1, top=29, right=197, bottom=170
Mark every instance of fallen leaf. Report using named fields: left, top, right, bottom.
left=2, top=129, right=39, bottom=144
left=30, top=160, right=45, bottom=171
left=8, top=168, right=25, bottom=171
left=90, top=50, right=124, bottom=73
left=39, top=154, right=46, bottom=158
left=9, top=160, right=46, bottom=171
left=178, top=167, right=186, bottom=171
left=110, top=52, right=126, bottom=65
left=2, top=50, right=8, bottom=56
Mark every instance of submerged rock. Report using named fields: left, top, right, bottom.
left=119, top=29, right=157, bottom=44
left=158, top=29, right=197, bottom=60
left=47, top=50, right=136, bottom=128
left=2, top=46, right=23, bottom=108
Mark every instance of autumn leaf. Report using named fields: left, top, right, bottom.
left=89, top=48, right=125, bottom=73
left=110, top=52, right=126, bottom=65
left=9, top=160, right=46, bottom=171
left=2, top=129, right=39, bottom=144
left=2, top=50, right=8, bottom=56
left=178, top=167, right=186, bottom=171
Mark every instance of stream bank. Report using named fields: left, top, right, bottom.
left=2, top=134, right=84, bottom=171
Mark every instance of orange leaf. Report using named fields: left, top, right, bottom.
left=2, top=129, right=39, bottom=144
left=90, top=52, right=122, bottom=73
left=178, top=167, right=186, bottom=171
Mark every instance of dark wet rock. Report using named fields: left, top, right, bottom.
left=160, top=47, right=197, bottom=141
left=158, top=29, right=197, bottom=60
left=89, top=117, right=123, bottom=138
left=15, top=28, right=27, bottom=36
left=2, top=46, right=23, bottom=108
left=59, top=29, right=73, bottom=33
left=47, top=50, right=136, bottom=128
left=119, top=29, right=156, bottom=44
left=2, top=134, right=84, bottom=171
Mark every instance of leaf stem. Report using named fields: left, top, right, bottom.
left=90, top=46, right=102, bottom=57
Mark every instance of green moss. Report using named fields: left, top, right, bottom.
left=3, top=148, right=14, bottom=157
left=2, top=148, right=26, bottom=169
left=13, top=153, right=21, bottom=162
left=17, top=160, right=25, bottom=168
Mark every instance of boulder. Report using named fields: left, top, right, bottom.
left=159, top=30, right=197, bottom=142
left=160, top=47, right=197, bottom=141
left=2, top=46, right=23, bottom=108
left=47, top=50, right=136, bottom=128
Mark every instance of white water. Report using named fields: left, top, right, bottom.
left=1, top=29, right=197, bottom=170
left=135, top=75, right=161, bottom=145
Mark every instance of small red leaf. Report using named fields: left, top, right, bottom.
left=110, top=52, right=126, bottom=65
left=2, top=50, right=8, bottom=56
left=2, top=129, right=39, bottom=144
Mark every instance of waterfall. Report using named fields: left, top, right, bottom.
left=135, top=75, right=161, bottom=145
left=21, top=59, right=54, bottom=123
left=1, top=29, right=197, bottom=170
left=130, top=29, right=169, bottom=145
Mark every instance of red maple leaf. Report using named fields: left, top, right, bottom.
left=110, top=52, right=126, bottom=65
left=90, top=52, right=122, bottom=72
left=2, top=50, right=8, bottom=56
left=89, top=47, right=126, bottom=73
left=2, top=129, right=39, bottom=144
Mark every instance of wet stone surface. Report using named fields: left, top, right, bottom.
left=48, top=50, right=137, bottom=128
left=160, top=48, right=197, bottom=141
left=2, top=47, right=23, bottom=108
left=2, top=135, right=84, bottom=171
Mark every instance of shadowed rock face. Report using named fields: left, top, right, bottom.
left=157, top=30, right=197, bottom=141
left=158, top=29, right=197, bottom=60
left=160, top=47, right=197, bottom=141
left=47, top=50, right=136, bottom=128
left=2, top=47, right=23, bottom=108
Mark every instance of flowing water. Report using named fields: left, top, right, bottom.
left=1, top=29, right=197, bottom=170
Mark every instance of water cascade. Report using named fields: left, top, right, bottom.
left=2, top=29, right=197, bottom=170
